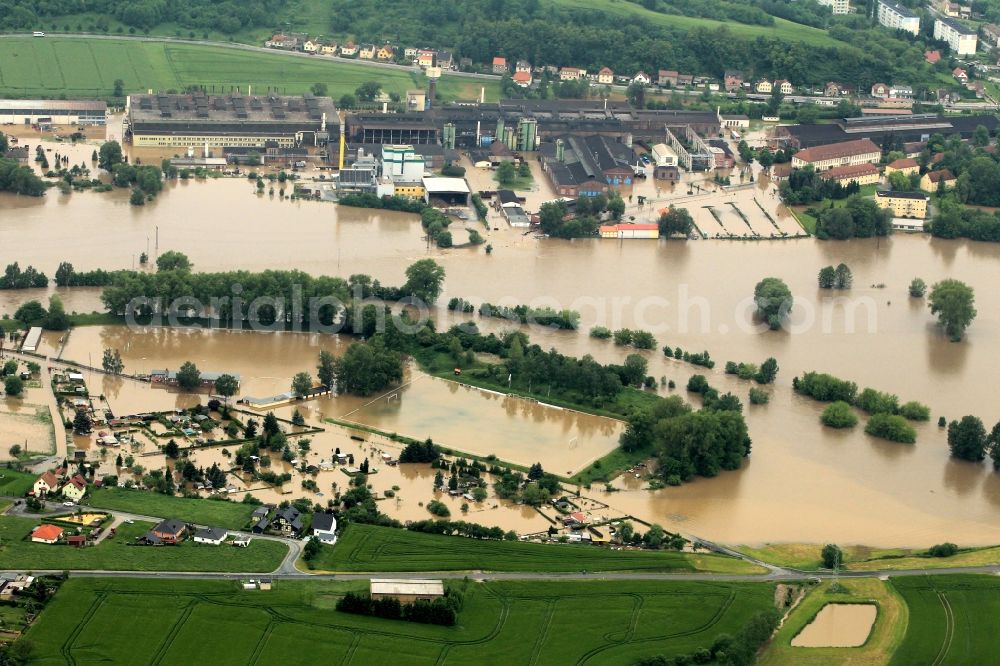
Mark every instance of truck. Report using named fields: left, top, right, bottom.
left=33, top=31, right=45, bottom=37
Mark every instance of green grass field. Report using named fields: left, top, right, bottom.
left=0, top=516, right=285, bottom=572
left=85, top=487, right=256, bottom=530
left=0, top=468, right=38, bottom=497
left=23, top=576, right=776, bottom=665
left=0, top=36, right=498, bottom=102
left=889, top=574, right=1000, bottom=666
left=310, top=523, right=766, bottom=574
left=548, top=0, right=840, bottom=47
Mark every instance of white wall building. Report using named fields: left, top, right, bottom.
left=818, top=0, right=850, bottom=15
left=877, top=0, right=921, bottom=35
left=934, top=17, right=978, bottom=55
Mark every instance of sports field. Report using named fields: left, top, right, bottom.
left=85, top=487, right=257, bottom=530
left=0, top=36, right=497, bottom=102
left=23, top=577, right=776, bottom=665
left=889, top=574, right=1000, bottom=666
left=0, top=517, right=285, bottom=572
left=309, top=523, right=766, bottom=574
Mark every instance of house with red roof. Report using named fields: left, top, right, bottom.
left=33, top=471, right=59, bottom=497
left=512, top=71, right=532, bottom=88
left=492, top=56, right=508, bottom=74
left=61, top=475, right=87, bottom=502
left=31, top=524, right=64, bottom=544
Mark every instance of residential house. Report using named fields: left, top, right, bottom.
left=492, top=56, right=508, bottom=74
left=598, top=223, right=660, bottom=239
left=5, top=146, right=29, bottom=164
left=632, top=71, right=651, bottom=86
left=934, top=17, right=978, bottom=56
left=967, top=80, right=985, bottom=98
left=921, top=169, right=956, bottom=190
left=755, top=80, right=773, bottom=94
left=320, top=43, right=338, bottom=56
left=303, top=39, right=321, bottom=53
left=724, top=71, right=743, bottom=92
left=339, top=43, right=358, bottom=57
left=193, top=527, right=229, bottom=545
left=273, top=507, right=303, bottom=536
left=560, top=67, right=583, bottom=80
left=459, top=57, right=473, bottom=70
left=877, top=0, right=920, bottom=35
left=149, top=518, right=186, bottom=544
left=30, top=524, right=63, bottom=544
left=512, top=71, right=532, bottom=88
left=676, top=73, right=693, bottom=87
left=818, top=163, right=881, bottom=186
left=953, top=67, right=968, bottom=82
left=33, top=471, right=59, bottom=497
left=791, top=138, right=882, bottom=171
left=597, top=67, right=614, bottom=85
left=562, top=511, right=587, bottom=527
left=311, top=512, right=338, bottom=544
left=658, top=70, right=679, bottom=87
left=436, top=51, right=453, bottom=69
left=925, top=50, right=942, bottom=64
left=61, top=475, right=87, bottom=502
left=515, top=60, right=531, bottom=74
left=875, top=190, right=929, bottom=219
left=774, top=79, right=794, bottom=95
left=417, top=50, right=436, bottom=68
left=376, top=44, right=395, bottom=61
left=871, top=82, right=890, bottom=98
left=359, top=44, right=376, bottom=60
left=825, top=82, right=844, bottom=97
left=885, top=157, right=920, bottom=176
left=819, top=0, right=851, bottom=14
left=265, top=34, right=298, bottom=49
left=404, top=47, right=419, bottom=58
left=890, top=84, right=914, bottom=98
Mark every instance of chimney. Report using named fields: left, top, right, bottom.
left=204, top=142, right=209, bottom=158
left=382, top=101, right=388, bottom=113
left=321, top=112, right=327, bottom=132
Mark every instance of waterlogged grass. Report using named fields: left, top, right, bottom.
left=738, top=542, right=1000, bottom=572
left=24, top=576, right=776, bottom=665
left=760, top=578, right=907, bottom=666
left=0, top=516, right=285, bottom=572
left=85, top=487, right=256, bottom=530
left=0, top=36, right=499, bottom=101
left=889, top=575, right=1000, bottom=666
left=309, top=523, right=766, bottom=574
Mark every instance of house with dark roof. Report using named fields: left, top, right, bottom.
left=193, top=527, right=229, bottom=545
left=149, top=518, right=186, bottom=544
left=311, top=513, right=337, bottom=543
left=273, top=507, right=303, bottom=536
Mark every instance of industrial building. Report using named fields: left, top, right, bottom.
left=126, top=93, right=336, bottom=148
left=539, top=135, right=636, bottom=197
left=777, top=114, right=998, bottom=149
left=0, top=99, right=106, bottom=126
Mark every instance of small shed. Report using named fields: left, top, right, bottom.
left=370, top=579, right=444, bottom=604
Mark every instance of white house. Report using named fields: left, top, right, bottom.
left=311, top=513, right=337, bottom=544
left=33, top=471, right=59, bottom=496
left=632, top=72, right=651, bottom=86
left=193, top=527, right=228, bottom=545
left=61, top=475, right=87, bottom=502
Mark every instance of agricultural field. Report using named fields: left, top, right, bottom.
left=0, top=36, right=498, bottom=102
left=309, top=523, right=766, bottom=574
left=85, top=487, right=257, bottom=530
left=737, top=542, right=1000, bottom=572
left=889, top=574, right=1000, bottom=666
left=0, top=516, right=285, bottom=572
left=548, top=0, right=840, bottom=46
left=0, top=468, right=38, bottom=497
left=760, top=578, right=907, bottom=666
left=22, top=577, right=777, bottom=665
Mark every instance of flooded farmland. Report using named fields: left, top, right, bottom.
left=3, top=128, right=1000, bottom=547
left=791, top=603, right=878, bottom=648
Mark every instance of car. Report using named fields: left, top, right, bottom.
left=125, top=519, right=134, bottom=524
left=63, top=501, right=75, bottom=506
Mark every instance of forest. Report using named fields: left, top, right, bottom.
left=0, top=0, right=283, bottom=32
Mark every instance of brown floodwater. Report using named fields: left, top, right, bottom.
left=59, top=326, right=622, bottom=474
left=4, top=140, right=1000, bottom=546
left=791, top=603, right=878, bottom=648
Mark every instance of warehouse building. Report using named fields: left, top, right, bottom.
left=539, top=135, right=635, bottom=197
left=0, top=99, right=106, bottom=126
left=778, top=114, right=998, bottom=150
left=126, top=93, right=336, bottom=148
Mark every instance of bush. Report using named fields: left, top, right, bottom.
left=927, top=542, right=959, bottom=558
left=855, top=387, right=899, bottom=415
left=686, top=374, right=710, bottom=394
left=748, top=388, right=769, bottom=405
left=865, top=413, right=916, bottom=443
left=589, top=326, right=612, bottom=339
left=793, top=371, right=857, bottom=403
left=898, top=401, right=930, bottom=421
left=427, top=500, right=451, bottom=517
left=821, top=401, right=858, bottom=428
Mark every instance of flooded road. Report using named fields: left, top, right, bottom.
left=3, top=130, right=1000, bottom=546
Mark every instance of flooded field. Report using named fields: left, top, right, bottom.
left=791, top=603, right=878, bottom=648
left=3, top=125, right=1000, bottom=546
left=0, top=401, right=54, bottom=460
